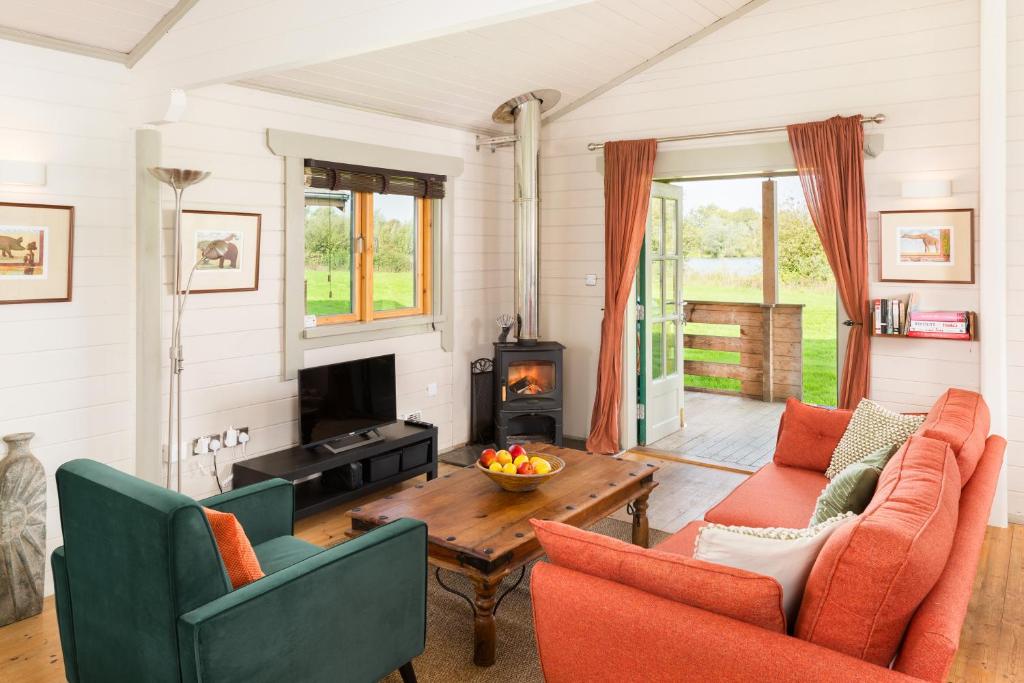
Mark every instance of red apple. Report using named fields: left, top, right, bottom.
left=516, top=461, right=535, bottom=475
left=479, top=449, right=497, bottom=467
left=509, top=444, right=527, bottom=458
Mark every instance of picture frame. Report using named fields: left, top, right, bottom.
left=0, top=201, right=74, bottom=304
left=878, top=208, right=974, bottom=284
left=179, top=210, right=261, bottom=294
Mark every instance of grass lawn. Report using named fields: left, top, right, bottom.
left=305, top=268, right=416, bottom=315
left=682, top=279, right=838, bottom=406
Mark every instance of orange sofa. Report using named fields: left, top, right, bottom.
left=531, top=389, right=1005, bottom=682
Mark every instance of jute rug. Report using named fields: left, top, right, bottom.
left=380, top=518, right=669, bottom=683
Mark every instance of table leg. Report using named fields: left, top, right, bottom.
left=469, top=575, right=500, bottom=666
left=631, top=493, right=650, bottom=548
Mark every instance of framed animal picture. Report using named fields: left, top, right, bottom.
left=878, top=209, right=974, bottom=284
left=179, top=210, right=261, bottom=293
left=0, top=201, right=74, bottom=304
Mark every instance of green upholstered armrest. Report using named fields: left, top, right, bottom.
left=177, top=518, right=427, bottom=683
left=200, top=479, right=293, bottom=546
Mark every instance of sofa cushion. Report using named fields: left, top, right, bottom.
left=704, top=463, right=828, bottom=529
left=203, top=507, right=265, bottom=589
left=795, top=435, right=961, bottom=666
left=918, top=387, right=990, bottom=485
left=654, top=520, right=706, bottom=557
left=773, top=398, right=853, bottom=471
left=825, top=399, right=924, bottom=479
left=808, top=443, right=898, bottom=525
left=694, top=513, right=854, bottom=625
left=532, top=519, right=787, bottom=632
left=253, top=535, right=323, bottom=575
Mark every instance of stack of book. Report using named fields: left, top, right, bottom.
left=872, top=298, right=908, bottom=335
left=906, top=310, right=972, bottom=340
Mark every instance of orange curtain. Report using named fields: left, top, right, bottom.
left=586, top=139, right=657, bottom=454
left=787, top=115, right=870, bottom=408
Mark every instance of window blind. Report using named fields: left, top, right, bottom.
left=304, top=159, right=446, bottom=199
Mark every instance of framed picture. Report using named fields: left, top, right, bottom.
left=179, top=210, right=261, bottom=293
left=0, top=202, right=74, bottom=304
left=879, top=209, right=974, bottom=284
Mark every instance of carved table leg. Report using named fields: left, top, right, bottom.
left=469, top=575, right=500, bottom=666
left=631, top=493, right=650, bottom=548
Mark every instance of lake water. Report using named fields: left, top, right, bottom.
left=685, top=257, right=761, bottom=276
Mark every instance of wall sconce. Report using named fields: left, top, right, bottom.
left=0, top=160, right=47, bottom=186
left=901, top=179, right=952, bottom=199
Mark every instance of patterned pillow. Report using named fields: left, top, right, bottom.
left=203, top=507, right=265, bottom=589
left=825, top=399, right=924, bottom=479
left=693, top=513, right=855, bottom=624
left=809, top=444, right=898, bottom=525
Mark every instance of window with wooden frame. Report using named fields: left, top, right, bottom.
left=303, top=160, right=442, bottom=326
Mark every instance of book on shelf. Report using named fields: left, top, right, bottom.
left=909, top=310, right=968, bottom=323
left=908, top=319, right=969, bottom=334
left=906, top=330, right=971, bottom=340
left=872, top=297, right=908, bottom=335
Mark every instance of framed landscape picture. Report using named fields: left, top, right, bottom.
left=879, top=209, right=974, bottom=284
left=179, top=210, right=261, bottom=293
left=0, top=202, right=74, bottom=304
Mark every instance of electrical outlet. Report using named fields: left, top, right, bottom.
left=406, top=410, right=422, bottom=422
left=427, top=382, right=437, bottom=397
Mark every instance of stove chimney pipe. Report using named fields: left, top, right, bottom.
left=490, top=90, right=560, bottom=345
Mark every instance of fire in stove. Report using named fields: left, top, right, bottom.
left=507, top=361, right=555, bottom=396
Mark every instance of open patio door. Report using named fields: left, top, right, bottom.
left=637, top=182, right=685, bottom=445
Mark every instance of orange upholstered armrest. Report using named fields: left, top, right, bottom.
left=531, top=562, right=921, bottom=683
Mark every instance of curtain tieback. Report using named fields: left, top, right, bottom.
left=842, top=319, right=862, bottom=327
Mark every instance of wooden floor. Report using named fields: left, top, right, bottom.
left=1, top=456, right=1020, bottom=682
left=648, top=390, right=785, bottom=471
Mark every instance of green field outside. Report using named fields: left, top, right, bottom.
left=305, top=268, right=415, bottom=315
left=682, top=278, right=838, bottom=406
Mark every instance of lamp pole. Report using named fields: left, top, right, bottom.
left=148, top=167, right=211, bottom=491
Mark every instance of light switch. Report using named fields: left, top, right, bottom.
left=427, top=382, right=438, bottom=396
left=585, top=274, right=597, bottom=286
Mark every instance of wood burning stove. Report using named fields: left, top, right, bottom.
left=493, top=341, right=564, bottom=450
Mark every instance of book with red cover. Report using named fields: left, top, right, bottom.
left=906, top=330, right=971, bottom=340
left=909, top=310, right=968, bottom=323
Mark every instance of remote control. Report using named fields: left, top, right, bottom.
left=404, top=418, right=433, bottom=428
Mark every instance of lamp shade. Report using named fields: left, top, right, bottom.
left=148, top=167, right=211, bottom=190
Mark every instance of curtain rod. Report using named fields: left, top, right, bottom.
left=585, top=114, right=886, bottom=151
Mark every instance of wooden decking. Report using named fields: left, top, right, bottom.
left=647, top=390, right=785, bottom=471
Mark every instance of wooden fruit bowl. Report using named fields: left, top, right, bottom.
left=476, top=454, right=566, bottom=492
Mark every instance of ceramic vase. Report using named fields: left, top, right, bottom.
left=0, top=432, right=46, bottom=626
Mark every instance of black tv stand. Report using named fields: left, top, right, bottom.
left=322, top=428, right=385, bottom=454
left=232, top=421, right=438, bottom=519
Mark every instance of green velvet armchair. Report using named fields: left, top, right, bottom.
left=51, top=459, right=427, bottom=683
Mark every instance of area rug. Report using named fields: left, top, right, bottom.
left=380, top=518, right=669, bottom=683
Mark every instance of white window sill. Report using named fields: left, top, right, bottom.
left=302, top=314, right=445, bottom=344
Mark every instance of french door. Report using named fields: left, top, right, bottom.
left=637, top=182, right=685, bottom=444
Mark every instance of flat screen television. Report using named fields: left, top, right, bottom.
left=298, top=354, right=397, bottom=448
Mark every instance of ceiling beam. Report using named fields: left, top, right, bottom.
left=130, top=0, right=592, bottom=94
left=126, top=0, right=200, bottom=68
left=0, top=25, right=126, bottom=64
left=545, top=0, right=770, bottom=124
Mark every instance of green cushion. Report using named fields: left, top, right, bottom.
left=254, top=536, right=324, bottom=574
left=810, top=444, right=899, bottom=525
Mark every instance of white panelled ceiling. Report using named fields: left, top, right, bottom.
left=239, top=0, right=750, bottom=133
left=0, top=0, right=181, bottom=53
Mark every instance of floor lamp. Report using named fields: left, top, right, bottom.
left=148, top=167, right=211, bottom=492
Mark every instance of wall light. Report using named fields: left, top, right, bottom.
left=0, top=160, right=47, bottom=186
left=900, top=179, right=952, bottom=199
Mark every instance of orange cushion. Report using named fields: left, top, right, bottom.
left=773, top=398, right=853, bottom=471
left=203, top=507, right=265, bottom=589
left=795, top=436, right=961, bottom=666
left=703, top=463, right=827, bottom=528
left=654, top=520, right=706, bottom=557
left=532, top=519, right=786, bottom=632
left=918, top=388, right=990, bottom=485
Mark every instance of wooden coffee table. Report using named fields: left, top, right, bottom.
left=349, top=444, right=658, bottom=667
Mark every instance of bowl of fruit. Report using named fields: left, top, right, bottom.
left=476, top=444, right=565, bottom=492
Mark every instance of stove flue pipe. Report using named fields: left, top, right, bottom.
left=479, top=89, right=561, bottom=346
